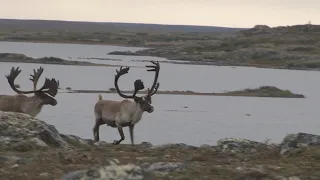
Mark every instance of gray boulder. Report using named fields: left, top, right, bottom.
left=217, top=137, right=272, bottom=153
left=0, top=111, right=94, bottom=151
left=151, top=143, right=197, bottom=150
left=147, top=162, right=185, bottom=172
left=280, top=132, right=320, bottom=155
left=60, top=159, right=157, bottom=180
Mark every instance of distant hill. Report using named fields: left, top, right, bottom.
left=0, top=19, right=247, bottom=33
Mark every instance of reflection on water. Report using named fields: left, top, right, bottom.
left=0, top=41, right=320, bottom=146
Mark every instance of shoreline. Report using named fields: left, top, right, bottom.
left=0, top=52, right=141, bottom=68
left=131, top=59, right=320, bottom=72
left=0, top=60, right=144, bottom=68
left=64, top=86, right=305, bottom=98
left=0, top=39, right=147, bottom=48
left=108, top=51, right=320, bottom=72
left=2, top=38, right=320, bottom=72
left=0, top=60, right=117, bottom=67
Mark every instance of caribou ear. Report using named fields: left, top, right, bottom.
left=134, top=96, right=141, bottom=103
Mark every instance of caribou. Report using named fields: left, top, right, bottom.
left=0, top=66, right=59, bottom=117
left=93, top=61, right=160, bottom=146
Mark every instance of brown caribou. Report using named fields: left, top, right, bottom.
left=0, top=66, right=59, bottom=117
left=93, top=61, right=160, bottom=146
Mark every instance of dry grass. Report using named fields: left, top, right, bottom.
left=0, top=144, right=319, bottom=180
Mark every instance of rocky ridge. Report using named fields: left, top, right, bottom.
left=0, top=111, right=319, bottom=180
left=108, top=24, right=320, bottom=71
left=0, top=53, right=115, bottom=67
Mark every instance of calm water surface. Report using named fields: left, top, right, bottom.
left=0, top=41, right=319, bottom=146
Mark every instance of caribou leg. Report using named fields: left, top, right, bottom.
left=129, top=124, right=135, bottom=146
left=113, top=126, right=125, bottom=145
left=93, top=119, right=102, bottom=142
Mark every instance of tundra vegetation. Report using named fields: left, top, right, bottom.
left=107, top=24, right=320, bottom=70
left=1, top=20, right=320, bottom=70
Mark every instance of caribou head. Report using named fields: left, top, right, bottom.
left=114, top=61, right=160, bottom=113
left=6, top=66, right=59, bottom=106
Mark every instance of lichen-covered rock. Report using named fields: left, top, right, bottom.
left=0, top=111, right=94, bottom=151
left=0, top=53, right=31, bottom=60
left=0, top=154, right=32, bottom=166
left=151, top=143, right=197, bottom=150
left=108, top=51, right=138, bottom=56
left=60, top=134, right=93, bottom=147
left=60, top=159, right=157, bottom=180
left=234, top=165, right=302, bottom=180
left=280, top=133, right=320, bottom=155
left=0, top=155, right=22, bottom=163
left=217, top=137, right=271, bottom=153
left=147, top=162, right=185, bottom=172
left=139, top=142, right=153, bottom=149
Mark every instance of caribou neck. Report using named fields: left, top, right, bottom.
left=21, top=95, right=44, bottom=117
left=130, top=101, right=145, bottom=124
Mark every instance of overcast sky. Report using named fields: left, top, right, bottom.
left=0, top=0, right=318, bottom=28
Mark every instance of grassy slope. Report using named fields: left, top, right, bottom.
left=129, top=24, right=320, bottom=70
left=0, top=19, right=245, bottom=33
left=0, top=19, right=244, bottom=47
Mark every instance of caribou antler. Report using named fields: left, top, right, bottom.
left=29, top=67, right=59, bottom=96
left=29, top=67, right=44, bottom=91
left=146, top=61, right=160, bottom=96
left=6, top=67, right=40, bottom=94
left=134, top=79, right=145, bottom=94
left=41, top=78, right=59, bottom=96
left=114, top=66, right=144, bottom=99
left=6, top=66, right=59, bottom=96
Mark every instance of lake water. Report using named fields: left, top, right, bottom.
left=0, top=41, right=319, bottom=146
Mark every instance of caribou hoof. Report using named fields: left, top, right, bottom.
left=113, top=140, right=120, bottom=145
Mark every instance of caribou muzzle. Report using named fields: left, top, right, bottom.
left=147, top=106, right=154, bottom=113
left=51, top=99, right=57, bottom=106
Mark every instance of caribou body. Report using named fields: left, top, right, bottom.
left=0, top=67, right=59, bottom=117
left=93, top=61, right=160, bottom=145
